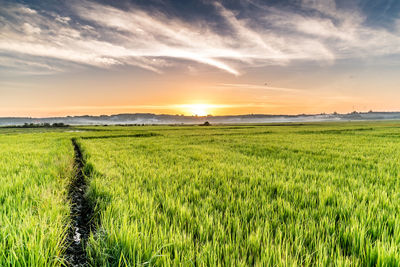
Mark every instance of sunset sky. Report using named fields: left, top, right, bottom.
left=1, top=0, right=399, bottom=117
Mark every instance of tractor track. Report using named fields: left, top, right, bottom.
left=65, top=139, right=94, bottom=266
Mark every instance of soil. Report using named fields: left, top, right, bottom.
left=65, top=139, right=94, bottom=266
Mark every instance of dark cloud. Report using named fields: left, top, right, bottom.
left=1, top=0, right=399, bottom=76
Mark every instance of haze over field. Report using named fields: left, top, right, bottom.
left=3, top=111, right=400, bottom=126
left=0, top=0, right=399, bottom=116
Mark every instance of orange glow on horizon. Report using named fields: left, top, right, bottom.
left=179, top=104, right=212, bottom=116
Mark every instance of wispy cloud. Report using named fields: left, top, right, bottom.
left=0, top=0, right=399, bottom=75
left=211, top=82, right=359, bottom=103
left=214, top=83, right=305, bottom=93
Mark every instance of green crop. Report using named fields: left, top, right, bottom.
left=0, top=133, right=74, bottom=266
left=78, top=122, right=400, bottom=266
left=2, top=122, right=400, bottom=266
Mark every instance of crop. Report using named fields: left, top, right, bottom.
left=2, top=122, right=400, bottom=266
left=79, top=122, right=400, bottom=266
left=0, top=132, right=74, bottom=266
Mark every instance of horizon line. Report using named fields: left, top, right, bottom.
left=0, top=110, right=398, bottom=119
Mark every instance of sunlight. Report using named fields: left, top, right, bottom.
left=185, top=104, right=211, bottom=116
left=188, top=104, right=209, bottom=116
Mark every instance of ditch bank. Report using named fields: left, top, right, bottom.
left=65, top=138, right=95, bottom=266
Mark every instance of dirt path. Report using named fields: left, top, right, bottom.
left=65, top=139, right=94, bottom=266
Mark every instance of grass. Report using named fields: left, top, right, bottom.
left=0, top=133, right=74, bottom=266
left=2, top=122, right=400, bottom=266
left=77, top=122, right=400, bottom=266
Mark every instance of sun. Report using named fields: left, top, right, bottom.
left=177, top=103, right=219, bottom=116
left=187, top=104, right=210, bottom=116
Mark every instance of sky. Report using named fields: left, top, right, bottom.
left=0, top=0, right=399, bottom=117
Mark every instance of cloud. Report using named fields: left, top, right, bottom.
left=0, top=0, right=399, bottom=75
left=214, top=83, right=305, bottom=93
left=54, top=15, right=71, bottom=24
left=22, top=23, right=41, bottom=35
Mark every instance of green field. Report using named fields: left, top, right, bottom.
left=2, top=122, right=400, bottom=266
left=0, top=132, right=73, bottom=266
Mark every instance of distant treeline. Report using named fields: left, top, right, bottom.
left=3, top=123, right=69, bottom=128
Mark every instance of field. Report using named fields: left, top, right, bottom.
left=0, top=132, right=74, bottom=266
left=1, top=122, right=400, bottom=266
